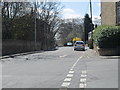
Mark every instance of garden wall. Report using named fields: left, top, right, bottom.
left=2, top=39, right=42, bottom=56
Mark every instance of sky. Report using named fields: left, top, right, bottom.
left=60, top=0, right=101, bottom=20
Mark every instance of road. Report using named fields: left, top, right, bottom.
left=1, top=47, right=118, bottom=88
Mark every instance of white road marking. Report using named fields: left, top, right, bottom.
left=59, top=55, right=67, bottom=58
left=69, top=71, right=74, bottom=74
left=79, top=83, right=86, bottom=88
left=80, top=78, right=86, bottom=83
left=87, top=56, right=89, bottom=58
left=64, top=78, right=72, bottom=82
left=79, top=70, right=87, bottom=88
left=79, top=56, right=83, bottom=59
left=61, top=56, right=84, bottom=88
left=72, top=64, right=76, bottom=67
left=61, top=82, right=70, bottom=87
left=67, top=74, right=73, bottom=77
left=81, top=74, right=87, bottom=78
left=71, top=56, right=83, bottom=70
left=71, top=66, right=74, bottom=70
left=81, top=70, right=87, bottom=74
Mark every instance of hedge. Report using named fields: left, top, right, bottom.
left=93, top=25, right=120, bottom=48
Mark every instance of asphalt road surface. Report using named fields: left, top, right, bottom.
left=1, top=47, right=118, bottom=88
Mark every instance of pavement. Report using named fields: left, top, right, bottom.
left=1, top=47, right=119, bottom=89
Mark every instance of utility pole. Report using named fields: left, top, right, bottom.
left=34, top=0, right=37, bottom=50
left=90, top=0, right=92, bottom=21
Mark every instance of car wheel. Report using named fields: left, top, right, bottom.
left=83, top=49, right=85, bottom=51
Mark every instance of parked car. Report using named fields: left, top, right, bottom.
left=67, top=42, right=73, bottom=46
left=74, top=41, right=85, bottom=51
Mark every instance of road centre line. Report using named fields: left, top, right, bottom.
left=61, top=82, right=70, bottom=87
left=71, top=56, right=83, bottom=70
left=61, top=56, right=83, bottom=88
left=69, top=71, right=74, bottom=74
left=67, top=74, right=73, bottom=77
left=81, top=70, right=87, bottom=74
left=64, top=78, right=72, bottom=82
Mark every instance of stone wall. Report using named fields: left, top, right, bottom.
left=101, top=2, right=116, bottom=25
left=94, top=44, right=120, bottom=56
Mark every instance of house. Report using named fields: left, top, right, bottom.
left=101, top=0, right=120, bottom=25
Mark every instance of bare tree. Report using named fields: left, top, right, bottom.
left=31, top=0, right=63, bottom=49
left=58, top=19, right=84, bottom=45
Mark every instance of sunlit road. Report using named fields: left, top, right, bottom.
left=1, top=47, right=118, bottom=88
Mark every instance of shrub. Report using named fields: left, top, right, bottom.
left=93, top=25, right=120, bottom=48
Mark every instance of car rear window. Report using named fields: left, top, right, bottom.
left=76, top=42, right=84, bottom=44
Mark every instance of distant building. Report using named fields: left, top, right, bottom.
left=93, top=17, right=101, bottom=26
left=101, top=0, right=120, bottom=25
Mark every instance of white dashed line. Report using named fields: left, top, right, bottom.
left=64, top=78, right=72, bottom=82
left=79, top=70, right=87, bottom=88
left=61, top=82, right=70, bottom=87
left=80, top=78, right=86, bottom=83
left=81, top=74, right=87, bottom=78
left=59, top=55, right=67, bottom=58
left=81, top=70, right=87, bottom=74
left=69, top=71, right=74, bottom=74
left=87, top=56, right=89, bottom=58
left=67, top=74, right=73, bottom=77
left=61, top=56, right=84, bottom=88
left=71, top=66, right=74, bottom=70
left=79, top=83, right=86, bottom=88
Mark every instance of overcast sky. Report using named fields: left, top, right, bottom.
left=60, top=0, right=101, bottom=20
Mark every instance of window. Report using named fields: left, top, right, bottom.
left=116, top=1, right=120, bottom=25
left=76, top=42, right=84, bottom=45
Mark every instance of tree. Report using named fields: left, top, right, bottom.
left=32, top=0, right=63, bottom=49
left=58, top=19, right=84, bottom=45
left=2, top=2, right=32, bottom=39
left=84, top=14, right=93, bottom=43
left=2, top=0, right=63, bottom=53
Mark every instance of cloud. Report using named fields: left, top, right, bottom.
left=62, top=8, right=81, bottom=19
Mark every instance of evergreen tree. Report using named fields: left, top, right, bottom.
left=84, top=14, right=93, bottom=43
